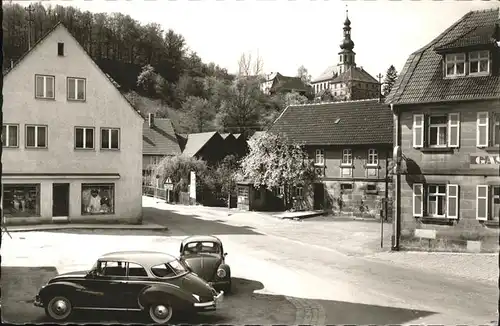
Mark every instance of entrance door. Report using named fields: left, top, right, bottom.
left=313, top=183, right=325, bottom=210
left=52, top=183, right=70, bottom=217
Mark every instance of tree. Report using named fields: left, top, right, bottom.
left=214, top=78, right=266, bottom=133
left=239, top=132, right=317, bottom=209
left=136, top=64, right=166, bottom=98
left=180, top=96, right=215, bottom=133
left=297, top=65, right=311, bottom=85
left=237, top=51, right=264, bottom=78
left=382, top=65, right=398, bottom=97
left=153, top=155, right=208, bottom=194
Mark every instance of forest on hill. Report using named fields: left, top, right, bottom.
left=3, top=2, right=310, bottom=133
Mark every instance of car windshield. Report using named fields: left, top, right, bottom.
left=151, top=260, right=187, bottom=278
left=183, top=241, right=221, bottom=255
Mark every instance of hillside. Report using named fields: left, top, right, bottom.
left=2, top=2, right=298, bottom=134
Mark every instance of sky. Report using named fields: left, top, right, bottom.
left=19, top=0, right=500, bottom=79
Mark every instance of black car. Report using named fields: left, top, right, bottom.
left=179, top=235, right=231, bottom=293
left=34, top=250, right=224, bottom=324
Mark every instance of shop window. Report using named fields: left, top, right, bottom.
left=2, top=184, right=41, bottom=217
left=81, top=184, right=115, bottom=215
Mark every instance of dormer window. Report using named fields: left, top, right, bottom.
left=469, top=50, right=489, bottom=75
left=445, top=53, right=465, bottom=77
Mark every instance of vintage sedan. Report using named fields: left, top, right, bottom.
left=33, top=251, right=223, bottom=324
left=179, top=235, right=231, bottom=293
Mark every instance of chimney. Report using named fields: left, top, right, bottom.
left=148, top=113, right=155, bottom=128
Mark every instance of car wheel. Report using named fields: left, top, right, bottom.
left=45, top=296, right=73, bottom=321
left=148, top=303, right=173, bottom=324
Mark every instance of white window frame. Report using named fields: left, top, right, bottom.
left=101, top=128, right=120, bottom=150
left=493, top=114, right=499, bottom=146
left=67, top=77, right=86, bottom=101
left=476, top=185, right=489, bottom=221
left=25, top=125, right=48, bottom=148
left=367, top=149, right=378, bottom=166
left=413, top=183, right=423, bottom=217
left=428, top=115, right=448, bottom=148
left=446, top=184, right=459, bottom=219
left=75, top=127, right=95, bottom=149
left=2, top=124, right=19, bottom=148
left=35, top=75, right=55, bottom=99
left=413, top=114, right=424, bottom=148
left=492, top=186, right=500, bottom=221
left=447, top=113, right=460, bottom=148
left=445, top=53, right=466, bottom=77
left=476, top=112, right=489, bottom=147
left=469, top=50, right=490, bottom=75
left=341, top=149, right=352, bottom=166
left=427, top=184, right=447, bottom=218
left=315, top=149, right=325, bottom=165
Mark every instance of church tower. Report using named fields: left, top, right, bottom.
left=337, top=10, right=356, bottom=74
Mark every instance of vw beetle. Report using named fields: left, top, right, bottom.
left=33, top=251, right=223, bottom=324
left=179, top=235, right=231, bottom=293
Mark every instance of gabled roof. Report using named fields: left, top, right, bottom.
left=220, top=133, right=234, bottom=140
left=233, top=133, right=242, bottom=139
left=312, top=66, right=340, bottom=83
left=387, top=8, right=500, bottom=105
left=269, top=99, right=393, bottom=145
left=272, top=73, right=310, bottom=92
left=4, top=22, right=143, bottom=119
left=182, top=131, right=220, bottom=157
left=331, top=66, right=379, bottom=84
left=143, top=119, right=182, bottom=156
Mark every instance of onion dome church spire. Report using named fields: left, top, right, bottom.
left=338, top=8, right=356, bottom=73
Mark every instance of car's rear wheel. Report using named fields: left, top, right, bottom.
left=45, top=296, right=73, bottom=321
left=148, top=302, right=173, bottom=324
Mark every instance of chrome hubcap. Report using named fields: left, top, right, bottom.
left=154, top=305, right=168, bottom=318
left=53, top=300, right=68, bottom=315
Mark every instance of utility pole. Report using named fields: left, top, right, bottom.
left=377, top=73, right=384, bottom=102
left=26, top=4, right=35, bottom=50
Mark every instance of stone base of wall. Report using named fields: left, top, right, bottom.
left=400, top=229, right=500, bottom=253
left=4, top=214, right=142, bottom=226
left=322, top=180, right=391, bottom=220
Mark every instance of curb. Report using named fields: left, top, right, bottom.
left=273, top=211, right=326, bottom=220
left=4, top=225, right=169, bottom=233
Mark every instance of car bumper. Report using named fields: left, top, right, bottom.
left=193, top=291, right=224, bottom=311
left=208, top=280, right=230, bottom=289
left=34, top=295, right=43, bottom=308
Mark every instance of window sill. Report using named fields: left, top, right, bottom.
left=483, top=146, right=500, bottom=153
left=34, top=97, right=56, bottom=101
left=75, top=148, right=96, bottom=151
left=100, top=148, right=120, bottom=151
left=25, top=147, right=48, bottom=150
left=82, top=213, right=115, bottom=216
left=2, top=146, right=20, bottom=149
left=419, top=147, right=454, bottom=153
left=340, top=164, right=353, bottom=168
left=481, top=220, right=499, bottom=228
left=364, top=164, right=379, bottom=169
left=67, top=98, right=86, bottom=102
left=417, top=216, right=456, bottom=226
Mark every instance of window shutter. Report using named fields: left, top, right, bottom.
left=448, top=113, right=460, bottom=148
left=476, top=185, right=488, bottom=221
left=476, top=112, right=489, bottom=147
left=413, top=114, right=424, bottom=148
left=446, top=184, right=459, bottom=219
left=413, top=183, right=423, bottom=217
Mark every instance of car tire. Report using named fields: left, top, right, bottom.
left=45, top=295, right=73, bottom=321
left=148, top=302, right=173, bottom=324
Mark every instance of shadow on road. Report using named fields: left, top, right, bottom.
left=144, top=206, right=264, bottom=237
left=1, top=267, right=294, bottom=324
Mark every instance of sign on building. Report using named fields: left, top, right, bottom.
left=470, top=155, right=500, bottom=165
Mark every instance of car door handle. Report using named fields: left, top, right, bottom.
left=113, top=280, right=128, bottom=284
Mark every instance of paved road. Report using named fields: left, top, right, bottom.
left=1, top=199, right=497, bottom=324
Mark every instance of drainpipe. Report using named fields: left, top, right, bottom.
left=391, top=103, right=401, bottom=251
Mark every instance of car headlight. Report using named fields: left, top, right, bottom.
left=192, top=294, right=200, bottom=301
left=217, top=268, right=226, bottom=278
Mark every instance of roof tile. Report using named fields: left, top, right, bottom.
left=143, top=119, right=182, bottom=155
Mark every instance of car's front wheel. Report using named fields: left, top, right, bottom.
left=148, top=302, right=173, bottom=324
left=45, top=296, right=73, bottom=321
